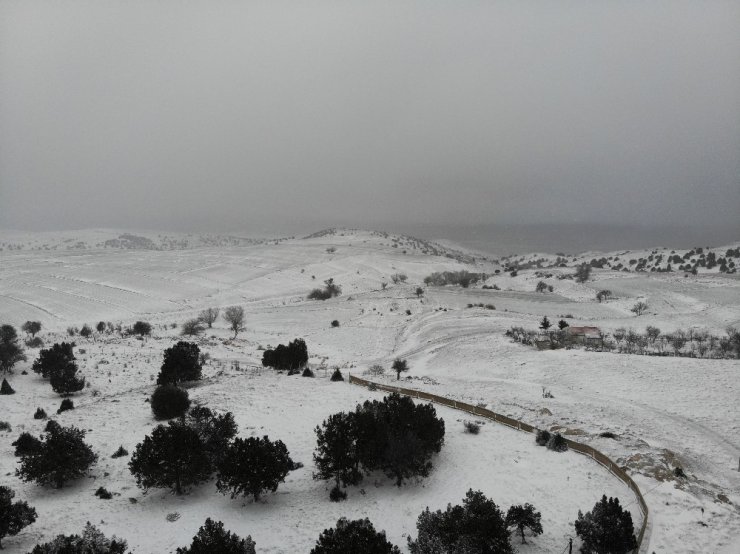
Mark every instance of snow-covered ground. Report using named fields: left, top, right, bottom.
left=1, top=228, right=738, bottom=552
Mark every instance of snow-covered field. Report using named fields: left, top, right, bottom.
left=1, top=229, right=738, bottom=553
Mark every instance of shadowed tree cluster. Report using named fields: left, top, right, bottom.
left=314, top=393, right=445, bottom=497
left=262, top=338, right=308, bottom=371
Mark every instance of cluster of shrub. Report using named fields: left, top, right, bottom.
left=535, top=429, right=568, bottom=452
left=423, top=270, right=487, bottom=288
left=466, top=302, right=496, bottom=310
left=261, top=338, right=309, bottom=372
left=308, top=278, right=342, bottom=300
left=313, top=393, right=445, bottom=499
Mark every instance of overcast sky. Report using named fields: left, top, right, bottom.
left=1, top=1, right=739, bottom=236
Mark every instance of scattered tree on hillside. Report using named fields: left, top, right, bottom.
left=157, top=341, right=202, bottom=385
left=32, top=342, right=75, bottom=379
left=645, top=326, right=661, bottom=344
left=390, top=273, right=408, bottom=284
left=0, top=486, right=37, bottom=549
left=79, top=324, right=93, bottom=339
left=311, top=518, right=401, bottom=554
left=49, top=357, right=85, bottom=396
left=558, top=319, right=569, bottom=330
left=198, top=307, right=220, bottom=329
left=151, top=385, right=190, bottom=420
left=1, top=378, right=15, bottom=395
left=391, top=358, right=409, bottom=381
left=29, top=523, right=127, bottom=554
left=539, top=316, right=552, bottom=332
left=506, top=503, right=543, bottom=544
left=308, top=278, right=342, bottom=301
left=216, top=436, right=295, bottom=501
left=408, top=489, right=513, bottom=554
left=185, top=407, right=238, bottom=466
left=261, top=339, right=308, bottom=371
left=535, top=280, right=548, bottom=293
left=176, top=519, right=255, bottom=554
left=223, top=306, right=246, bottom=338
left=0, top=325, right=26, bottom=374
left=21, top=321, right=42, bottom=338
left=415, top=287, right=424, bottom=298
left=313, top=412, right=362, bottom=491
left=181, top=318, right=205, bottom=336
left=96, top=321, right=106, bottom=334
left=132, top=321, right=152, bottom=337
left=596, top=290, right=612, bottom=303
left=575, top=495, right=637, bottom=554
left=129, top=421, right=211, bottom=495
left=16, top=424, right=97, bottom=488
left=630, top=301, right=649, bottom=316
left=574, top=263, right=592, bottom=283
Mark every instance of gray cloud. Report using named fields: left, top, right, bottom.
left=1, top=0, right=739, bottom=235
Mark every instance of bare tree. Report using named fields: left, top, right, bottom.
left=181, top=318, right=205, bottom=336
left=223, top=306, right=246, bottom=338
left=198, top=307, right=220, bottom=328
left=630, top=301, right=649, bottom=316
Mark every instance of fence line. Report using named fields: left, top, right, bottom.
left=348, top=374, right=649, bottom=553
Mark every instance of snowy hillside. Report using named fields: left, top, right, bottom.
left=0, top=228, right=738, bottom=553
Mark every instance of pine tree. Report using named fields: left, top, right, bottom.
left=29, top=522, right=127, bottom=553
left=176, top=519, right=255, bottom=554
left=0, top=378, right=15, bottom=395
left=32, top=342, right=76, bottom=379
left=16, top=424, right=97, bottom=488
left=150, top=385, right=190, bottom=420
left=408, top=490, right=512, bottom=554
left=49, top=361, right=85, bottom=396
left=0, top=486, right=37, bottom=549
left=157, top=341, right=202, bottom=385
left=216, top=436, right=294, bottom=501
left=313, top=412, right=362, bottom=494
left=506, top=503, right=543, bottom=544
left=185, top=407, right=238, bottom=465
left=129, top=421, right=211, bottom=494
left=0, top=324, right=26, bottom=374
left=575, top=495, right=637, bottom=554
left=539, top=316, right=552, bottom=331
left=311, top=518, right=401, bottom=554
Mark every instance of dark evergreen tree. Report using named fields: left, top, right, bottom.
left=157, top=341, right=202, bottom=385
left=216, top=435, right=294, bottom=501
left=558, top=319, right=569, bottom=330
left=16, top=424, right=97, bottom=488
left=79, top=324, right=93, bottom=338
left=185, top=406, right=238, bottom=465
left=129, top=421, right=210, bottom=494
left=150, top=384, right=190, bottom=420
left=313, top=412, right=362, bottom=492
left=176, top=518, right=255, bottom=554
left=546, top=433, right=568, bottom=452
left=29, top=522, right=127, bottom=553
left=49, top=361, right=85, bottom=396
left=34, top=407, right=47, bottom=420
left=132, top=321, right=152, bottom=337
left=13, top=432, right=43, bottom=456
left=575, top=496, right=637, bottom=554
left=311, top=518, right=400, bottom=554
left=0, top=324, right=26, bottom=374
left=373, top=394, right=445, bottom=486
left=408, top=490, right=513, bottom=554
left=96, top=321, right=107, bottom=334
left=539, top=317, right=552, bottom=331
left=0, top=486, right=37, bottom=549
left=32, top=342, right=76, bottom=379
left=261, top=338, right=309, bottom=370
left=506, top=503, right=543, bottom=544
left=330, top=368, right=344, bottom=381
left=57, top=398, right=74, bottom=413
left=0, top=378, right=15, bottom=394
